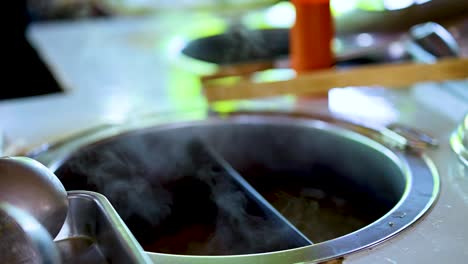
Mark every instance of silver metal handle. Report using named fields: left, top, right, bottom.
left=406, top=21, right=461, bottom=63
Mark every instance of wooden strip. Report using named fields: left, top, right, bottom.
left=201, top=61, right=274, bottom=82
left=204, top=57, right=468, bottom=102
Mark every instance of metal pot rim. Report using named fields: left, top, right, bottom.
left=31, top=116, right=440, bottom=264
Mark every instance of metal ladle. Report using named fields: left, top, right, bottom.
left=0, top=156, right=68, bottom=263
left=0, top=202, right=61, bottom=264
left=0, top=157, right=153, bottom=264
left=0, top=156, right=68, bottom=238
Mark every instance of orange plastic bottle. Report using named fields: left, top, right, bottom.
left=290, top=0, right=334, bottom=73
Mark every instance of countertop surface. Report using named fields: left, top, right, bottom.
left=2, top=15, right=209, bottom=150
left=2, top=14, right=468, bottom=264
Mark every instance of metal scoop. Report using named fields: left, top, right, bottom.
left=0, top=157, right=68, bottom=238
left=0, top=202, right=61, bottom=264
left=0, top=157, right=153, bottom=264
left=0, top=157, right=67, bottom=263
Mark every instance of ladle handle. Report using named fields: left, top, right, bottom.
left=406, top=22, right=461, bottom=63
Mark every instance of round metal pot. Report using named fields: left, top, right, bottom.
left=32, top=115, right=439, bottom=263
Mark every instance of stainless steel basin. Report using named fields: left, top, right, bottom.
left=32, top=115, right=439, bottom=263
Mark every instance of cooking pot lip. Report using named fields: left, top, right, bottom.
left=31, top=115, right=440, bottom=263
left=35, top=115, right=403, bottom=172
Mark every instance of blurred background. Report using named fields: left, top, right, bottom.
left=3, top=0, right=468, bottom=100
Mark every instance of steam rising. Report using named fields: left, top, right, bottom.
left=56, top=123, right=398, bottom=254
left=60, top=129, right=307, bottom=255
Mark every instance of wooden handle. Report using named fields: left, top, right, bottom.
left=203, top=57, right=468, bottom=102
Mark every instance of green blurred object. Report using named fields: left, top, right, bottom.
left=357, top=0, right=386, bottom=11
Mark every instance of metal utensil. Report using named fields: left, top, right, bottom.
left=55, top=191, right=153, bottom=264
left=0, top=157, right=154, bottom=263
left=406, top=21, right=461, bottom=63
left=0, top=157, right=68, bottom=238
left=0, top=202, right=61, bottom=264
